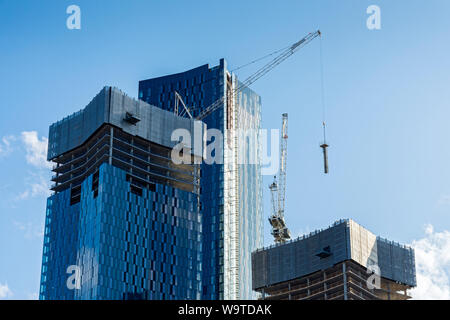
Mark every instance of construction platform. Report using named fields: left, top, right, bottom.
left=252, top=219, right=416, bottom=300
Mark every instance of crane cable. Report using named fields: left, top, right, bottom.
left=230, top=44, right=291, bottom=72
left=319, top=34, right=327, bottom=144
left=318, top=34, right=330, bottom=174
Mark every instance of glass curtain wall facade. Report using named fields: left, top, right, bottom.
left=41, top=162, right=202, bottom=300
left=40, top=87, right=203, bottom=300
left=139, top=59, right=263, bottom=299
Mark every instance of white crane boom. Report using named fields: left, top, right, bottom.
left=196, top=30, right=321, bottom=120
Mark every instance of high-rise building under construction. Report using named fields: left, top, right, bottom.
left=139, top=59, right=263, bottom=299
left=40, top=87, right=206, bottom=300
left=40, top=59, right=263, bottom=300
left=252, top=219, right=416, bottom=300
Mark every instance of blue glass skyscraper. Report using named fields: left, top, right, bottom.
left=139, top=59, right=263, bottom=299
left=40, top=87, right=205, bottom=300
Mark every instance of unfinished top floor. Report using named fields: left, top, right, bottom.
left=252, top=219, right=416, bottom=291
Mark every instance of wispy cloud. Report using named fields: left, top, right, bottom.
left=0, top=283, right=13, bottom=300
left=0, top=131, right=54, bottom=202
left=0, top=131, right=51, bottom=168
left=410, top=224, right=450, bottom=300
left=13, top=220, right=44, bottom=240
left=15, top=173, right=52, bottom=201
left=0, top=135, right=16, bottom=157
left=21, top=131, right=52, bottom=169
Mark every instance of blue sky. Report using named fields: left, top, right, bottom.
left=1, top=0, right=449, bottom=299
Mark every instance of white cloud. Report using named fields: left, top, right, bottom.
left=14, top=173, right=52, bottom=201
left=0, top=131, right=51, bottom=168
left=410, top=224, right=450, bottom=300
left=13, top=220, right=44, bottom=239
left=18, top=131, right=52, bottom=202
left=0, top=131, right=54, bottom=205
left=21, top=131, right=52, bottom=169
left=0, top=135, right=16, bottom=157
left=0, top=283, right=13, bottom=299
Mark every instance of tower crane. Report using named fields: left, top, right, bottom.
left=171, top=30, right=327, bottom=243
left=269, top=113, right=291, bottom=243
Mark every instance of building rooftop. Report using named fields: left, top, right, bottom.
left=47, top=86, right=205, bottom=161
left=252, top=219, right=416, bottom=290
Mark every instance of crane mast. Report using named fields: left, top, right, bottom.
left=269, top=113, right=291, bottom=243
left=278, top=113, right=288, bottom=221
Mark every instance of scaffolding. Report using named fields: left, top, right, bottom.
left=50, top=124, right=201, bottom=205
left=257, top=260, right=413, bottom=300
left=252, top=219, right=416, bottom=300
left=223, top=72, right=240, bottom=300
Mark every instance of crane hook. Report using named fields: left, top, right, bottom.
left=320, top=121, right=329, bottom=174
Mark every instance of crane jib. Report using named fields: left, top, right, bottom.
left=290, top=39, right=306, bottom=50
left=196, top=30, right=321, bottom=121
